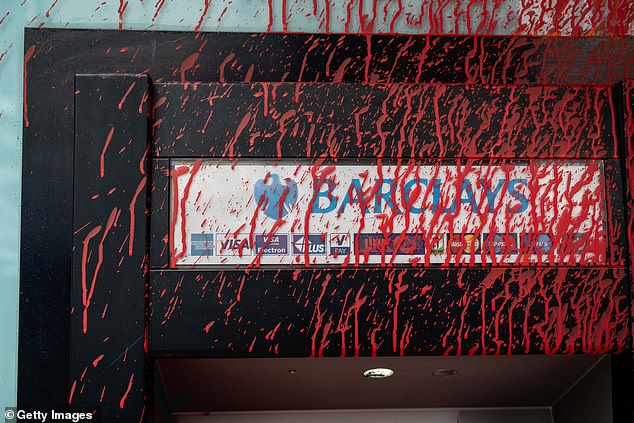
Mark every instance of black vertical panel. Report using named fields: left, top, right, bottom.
left=72, top=75, right=149, bottom=421
left=150, top=159, right=170, bottom=269
left=611, top=353, right=634, bottom=423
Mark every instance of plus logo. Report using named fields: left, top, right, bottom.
left=254, top=174, right=298, bottom=219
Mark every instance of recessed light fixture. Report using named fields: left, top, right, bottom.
left=432, top=368, right=457, bottom=377
left=363, top=368, right=394, bottom=378
left=288, top=369, right=297, bottom=374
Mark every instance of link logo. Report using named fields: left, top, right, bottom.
left=292, top=234, right=326, bottom=255
left=356, top=233, right=425, bottom=256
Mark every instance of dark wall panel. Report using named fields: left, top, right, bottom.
left=71, top=74, right=149, bottom=420
left=150, top=268, right=629, bottom=357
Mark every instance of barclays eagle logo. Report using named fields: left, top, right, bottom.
left=254, top=174, right=298, bottom=219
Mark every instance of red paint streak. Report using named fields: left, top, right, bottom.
left=170, top=161, right=202, bottom=266
left=169, top=166, right=190, bottom=267
left=0, top=44, right=11, bottom=62
left=332, top=58, right=352, bottom=83
left=310, top=274, right=331, bottom=357
left=118, top=81, right=136, bottom=110
left=267, top=0, right=273, bottom=31
left=219, top=53, right=235, bottom=83
left=92, top=354, right=104, bottom=367
left=119, top=373, right=134, bottom=409
left=100, top=127, right=115, bottom=178
left=324, top=0, right=331, bottom=32
left=118, top=0, right=128, bottom=29
left=81, top=209, right=118, bottom=334
left=390, top=0, right=403, bottom=33
left=23, top=45, right=36, bottom=128
left=217, top=6, right=228, bottom=23
left=81, top=226, right=102, bottom=334
left=68, top=380, right=77, bottom=404
left=0, top=11, right=10, bottom=25
left=45, top=0, right=59, bottom=17
left=128, top=177, right=147, bottom=256
left=180, top=52, right=200, bottom=83
left=282, top=0, right=288, bottom=31
left=152, top=0, right=166, bottom=22
left=195, top=0, right=211, bottom=31
left=224, top=111, right=251, bottom=157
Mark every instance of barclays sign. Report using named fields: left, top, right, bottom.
left=170, top=160, right=607, bottom=267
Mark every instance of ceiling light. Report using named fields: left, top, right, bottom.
left=363, top=368, right=394, bottom=378
left=432, top=368, right=457, bottom=377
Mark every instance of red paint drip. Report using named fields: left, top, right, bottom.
left=68, top=380, right=77, bottom=404
left=100, top=127, right=114, bottom=178
left=92, top=354, right=104, bottom=367
left=45, top=0, right=59, bottom=17
left=81, top=226, right=102, bottom=334
left=23, top=45, right=36, bottom=128
left=282, top=0, right=288, bottom=31
left=171, top=161, right=202, bottom=266
left=152, top=0, right=166, bottom=22
left=0, top=11, right=10, bottom=26
left=118, top=81, right=136, bottom=110
left=118, top=0, right=128, bottom=29
left=195, top=0, right=210, bottom=31
left=119, top=373, right=134, bottom=409
left=0, top=44, right=11, bottom=62
left=128, top=177, right=147, bottom=256
left=81, top=208, right=118, bottom=334
left=180, top=52, right=200, bottom=83
left=267, top=0, right=273, bottom=31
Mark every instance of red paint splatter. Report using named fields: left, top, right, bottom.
left=267, top=0, right=274, bottom=31
left=128, top=177, right=147, bottom=256
left=180, top=52, right=200, bottom=83
left=100, top=127, right=114, bottom=178
left=118, top=0, right=128, bottom=30
left=92, top=354, right=104, bottom=367
left=68, top=380, right=77, bottom=404
left=152, top=0, right=166, bottom=22
left=119, top=373, right=134, bottom=409
left=45, top=0, right=59, bottom=17
left=0, top=11, right=10, bottom=25
left=118, top=81, right=136, bottom=110
left=23, top=45, right=36, bottom=128
left=195, top=0, right=210, bottom=32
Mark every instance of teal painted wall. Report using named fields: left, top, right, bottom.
left=1, top=0, right=632, bottom=411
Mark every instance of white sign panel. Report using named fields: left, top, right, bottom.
left=170, top=160, right=607, bottom=267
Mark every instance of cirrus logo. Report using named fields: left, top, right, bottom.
left=254, top=174, right=298, bottom=219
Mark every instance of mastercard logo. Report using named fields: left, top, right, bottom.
left=448, top=234, right=481, bottom=254
left=463, top=235, right=480, bottom=253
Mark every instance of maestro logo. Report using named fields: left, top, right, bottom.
left=254, top=174, right=299, bottom=219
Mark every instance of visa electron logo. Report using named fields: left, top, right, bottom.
left=254, top=174, right=298, bottom=219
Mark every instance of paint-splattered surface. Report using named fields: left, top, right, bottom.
left=4, top=0, right=634, bottom=417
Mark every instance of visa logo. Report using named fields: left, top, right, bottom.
left=216, top=234, right=253, bottom=257
left=255, top=234, right=289, bottom=255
